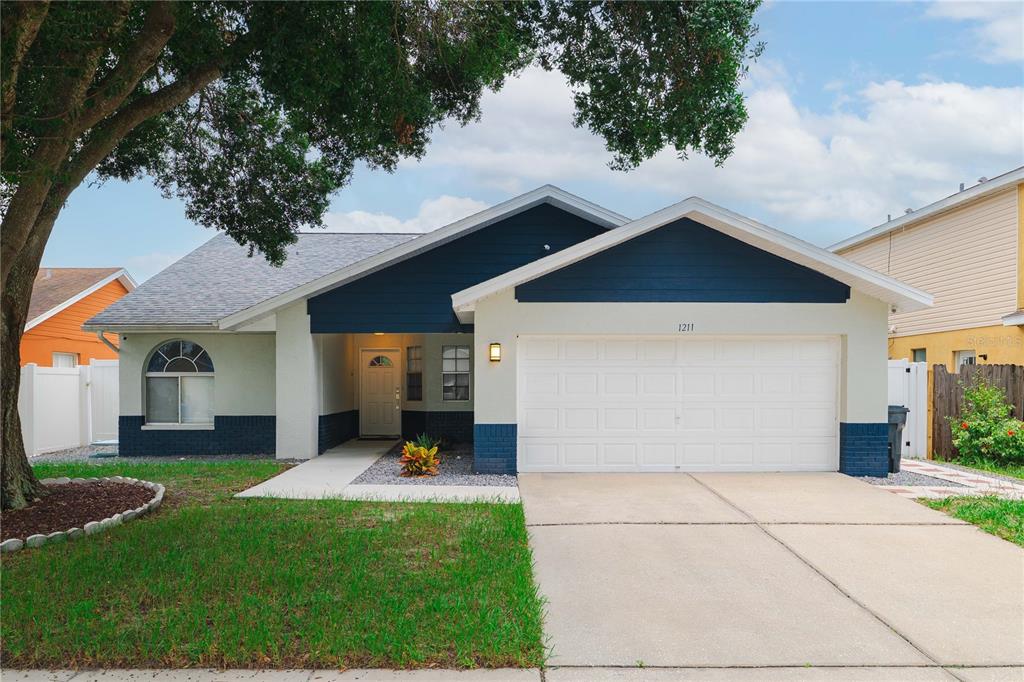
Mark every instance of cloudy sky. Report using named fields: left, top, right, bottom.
left=45, top=1, right=1024, bottom=281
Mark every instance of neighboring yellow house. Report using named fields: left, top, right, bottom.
left=832, top=166, right=1024, bottom=371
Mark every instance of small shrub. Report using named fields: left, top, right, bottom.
left=413, top=433, right=442, bottom=451
left=400, top=441, right=440, bottom=477
left=950, top=377, right=1024, bottom=465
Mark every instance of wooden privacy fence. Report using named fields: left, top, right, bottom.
left=931, top=363, right=1024, bottom=460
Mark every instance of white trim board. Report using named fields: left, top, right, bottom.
left=451, top=196, right=933, bottom=323
left=829, top=165, right=1024, bottom=252
left=27, top=269, right=137, bottom=331
left=217, top=185, right=629, bottom=330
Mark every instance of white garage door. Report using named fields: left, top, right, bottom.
left=517, top=336, right=839, bottom=472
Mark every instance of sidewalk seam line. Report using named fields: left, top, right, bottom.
left=685, top=473, right=962, bottom=681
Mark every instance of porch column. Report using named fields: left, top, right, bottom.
left=275, top=301, right=319, bottom=459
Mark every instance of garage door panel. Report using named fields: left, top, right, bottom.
left=517, top=335, right=839, bottom=472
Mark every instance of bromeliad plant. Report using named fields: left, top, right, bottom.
left=400, top=441, right=441, bottom=477
left=950, top=377, right=1024, bottom=465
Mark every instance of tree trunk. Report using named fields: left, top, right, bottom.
left=1, top=211, right=52, bottom=510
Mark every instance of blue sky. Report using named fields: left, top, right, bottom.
left=45, top=1, right=1024, bottom=281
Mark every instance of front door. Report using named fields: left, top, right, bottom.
left=359, top=349, right=401, bottom=437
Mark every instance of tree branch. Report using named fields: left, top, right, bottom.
left=0, top=1, right=131, bottom=286
left=76, top=1, right=177, bottom=134
left=1, top=1, right=51, bottom=162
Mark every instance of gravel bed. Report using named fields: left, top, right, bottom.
left=860, top=470, right=967, bottom=488
left=929, top=460, right=1024, bottom=486
left=29, top=444, right=287, bottom=464
left=352, top=443, right=517, bottom=487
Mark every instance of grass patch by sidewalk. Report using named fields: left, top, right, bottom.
left=923, top=496, right=1024, bottom=548
left=2, top=460, right=544, bottom=669
left=946, top=458, right=1024, bottom=482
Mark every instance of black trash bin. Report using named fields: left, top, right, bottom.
left=887, top=405, right=910, bottom=473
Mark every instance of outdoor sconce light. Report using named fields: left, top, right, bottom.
left=489, top=343, right=502, bottom=362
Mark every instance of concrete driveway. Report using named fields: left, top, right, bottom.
left=519, top=472, right=1024, bottom=680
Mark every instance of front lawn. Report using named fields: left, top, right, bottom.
left=923, top=496, right=1024, bottom=548
left=1, top=460, right=544, bottom=669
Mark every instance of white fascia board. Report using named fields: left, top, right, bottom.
left=27, top=269, right=131, bottom=331
left=829, top=166, right=1024, bottom=252
left=80, top=323, right=220, bottom=333
left=217, top=185, right=629, bottom=330
left=1002, top=311, right=1024, bottom=326
left=452, top=196, right=933, bottom=320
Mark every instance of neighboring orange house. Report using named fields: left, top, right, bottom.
left=22, top=267, right=136, bottom=367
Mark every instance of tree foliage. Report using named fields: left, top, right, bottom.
left=0, top=0, right=762, bottom=508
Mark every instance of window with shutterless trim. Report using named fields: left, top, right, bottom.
left=406, top=346, right=423, bottom=401
left=144, top=340, right=214, bottom=424
left=441, top=344, right=470, bottom=401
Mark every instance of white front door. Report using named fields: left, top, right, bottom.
left=359, top=349, right=401, bottom=436
left=517, top=335, right=840, bottom=472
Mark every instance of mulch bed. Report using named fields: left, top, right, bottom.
left=1, top=481, right=155, bottom=541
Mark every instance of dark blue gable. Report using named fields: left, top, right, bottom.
left=308, top=203, right=607, bottom=332
left=515, top=217, right=850, bottom=303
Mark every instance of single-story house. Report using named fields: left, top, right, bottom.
left=84, top=186, right=932, bottom=477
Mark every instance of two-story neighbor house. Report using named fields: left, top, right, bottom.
left=832, top=166, right=1024, bottom=370
left=85, top=186, right=931, bottom=477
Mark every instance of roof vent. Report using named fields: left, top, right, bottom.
left=978, top=176, right=988, bottom=183
left=959, top=182, right=965, bottom=191
left=904, top=208, right=913, bottom=215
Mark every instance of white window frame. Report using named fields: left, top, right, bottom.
left=406, top=346, right=423, bottom=402
left=144, top=340, right=215, bottom=428
left=441, top=344, right=471, bottom=402
left=954, top=349, right=976, bottom=372
left=52, top=351, right=78, bottom=368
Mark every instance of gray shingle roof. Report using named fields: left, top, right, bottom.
left=87, top=232, right=418, bottom=327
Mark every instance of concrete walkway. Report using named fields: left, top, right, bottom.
left=236, top=440, right=391, bottom=499
left=9, top=667, right=1024, bottom=681
left=886, top=459, right=1024, bottom=500
left=235, top=440, right=519, bottom=502
left=519, top=472, right=1024, bottom=676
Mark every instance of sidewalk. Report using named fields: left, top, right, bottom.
left=9, top=667, right=1023, bottom=681
left=883, top=458, right=1024, bottom=500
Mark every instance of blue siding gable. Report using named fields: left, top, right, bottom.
left=308, top=203, right=606, bottom=332
left=515, top=217, right=851, bottom=303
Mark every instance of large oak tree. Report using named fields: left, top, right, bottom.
left=1, top=1, right=762, bottom=509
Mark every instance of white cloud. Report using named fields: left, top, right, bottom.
left=409, top=65, right=1023, bottom=243
left=323, top=195, right=489, bottom=233
left=926, top=1, right=1024, bottom=63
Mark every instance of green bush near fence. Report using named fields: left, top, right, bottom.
left=950, top=377, right=1024, bottom=465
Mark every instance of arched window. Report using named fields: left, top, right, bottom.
left=367, top=355, right=393, bottom=367
left=145, top=340, right=214, bottom=425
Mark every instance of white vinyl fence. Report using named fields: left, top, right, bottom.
left=18, top=360, right=119, bottom=455
left=888, top=359, right=928, bottom=458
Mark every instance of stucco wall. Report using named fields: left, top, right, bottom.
left=472, top=288, right=889, bottom=425
left=118, top=331, right=275, bottom=416
left=320, top=332, right=475, bottom=412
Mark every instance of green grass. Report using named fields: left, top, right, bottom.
left=1, top=460, right=544, bottom=669
left=923, top=496, right=1024, bottom=548
left=946, top=458, right=1024, bottom=481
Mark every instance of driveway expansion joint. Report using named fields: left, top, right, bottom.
left=685, top=473, right=959, bottom=679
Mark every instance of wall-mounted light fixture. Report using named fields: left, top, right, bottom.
left=489, top=342, right=502, bottom=362
left=373, top=332, right=384, bottom=336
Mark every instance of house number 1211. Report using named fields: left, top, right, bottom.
left=678, top=323, right=695, bottom=332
